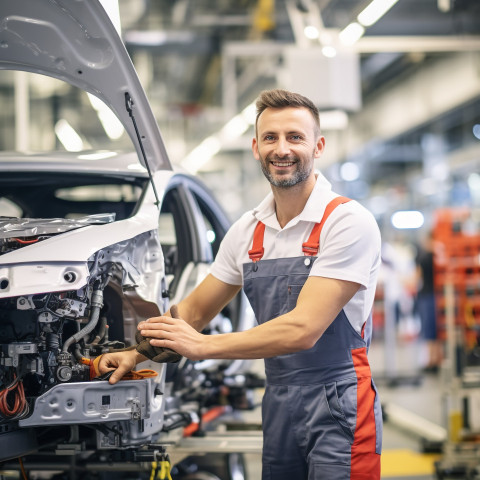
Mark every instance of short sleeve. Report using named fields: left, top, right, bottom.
left=209, top=217, right=247, bottom=286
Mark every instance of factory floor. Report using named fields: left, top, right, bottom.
left=240, top=335, right=456, bottom=480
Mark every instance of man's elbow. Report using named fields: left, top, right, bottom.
left=289, top=329, right=322, bottom=351
left=290, top=320, right=332, bottom=351
left=297, top=334, right=319, bottom=351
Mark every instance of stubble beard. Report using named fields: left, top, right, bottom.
left=260, top=153, right=313, bottom=188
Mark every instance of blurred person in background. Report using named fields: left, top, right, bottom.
left=415, top=231, right=442, bottom=372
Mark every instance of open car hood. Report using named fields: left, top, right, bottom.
left=0, top=0, right=171, bottom=172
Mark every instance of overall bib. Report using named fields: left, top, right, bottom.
left=242, top=197, right=382, bottom=480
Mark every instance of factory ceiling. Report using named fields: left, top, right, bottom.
left=116, top=0, right=480, bottom=192
left=122, top=0, right=480, bottom=105
left=1, top=0, right=479, bottom=212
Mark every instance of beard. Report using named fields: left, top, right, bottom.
left=259, top=153, right=313, bottom=188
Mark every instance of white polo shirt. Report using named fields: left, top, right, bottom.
left=210, top=173, right=381, bottom=334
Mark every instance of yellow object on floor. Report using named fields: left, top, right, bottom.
left=381, top=449, right=439, bottom=477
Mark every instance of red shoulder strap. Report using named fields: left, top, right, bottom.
left=248, top=221, right=266, bottom=262
left=302, top=196, right=351, bottom=256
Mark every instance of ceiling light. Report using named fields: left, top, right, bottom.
left=357, top=0, right=399, bottom=27
left=241, top=103, right=256, bottom=125
left=182, top=136, right=221, bottom=173
left=88, top=93, right=124, bottom=140
left=391, top=210, right=425, bottom=229
left=339, top=22, right=365, bottom=46
left=220, top=115, right=249, bottom=142
left=55, top=119, right=84, bottom=152
left=182, top=102, right=256, bottom=172
left=322, top=46, right=337, bottom=58
left=304, top=25, right=319, bottom=40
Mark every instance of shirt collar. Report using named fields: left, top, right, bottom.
left=252, top=171, right=334, bottom=229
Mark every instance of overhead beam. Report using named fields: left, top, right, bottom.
left=355, top=35, right=480, bottom=53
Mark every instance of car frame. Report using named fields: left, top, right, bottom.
left=0, top=0, right=258, bottom=477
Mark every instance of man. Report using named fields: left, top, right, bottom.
left=415, top=231, right=442, bottom=372
left=99, top=89, right=382, bottom=479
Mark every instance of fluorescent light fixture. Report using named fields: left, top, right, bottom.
left=182, top=102, right=257, bottom=172
left=304, top=25, right=319, bottom=40
left=357, top=0, right=399, bottom=27
left=183, top=136, right=221, bottom=173
left=339, top=22, right=365, bottom=46
left=124, top=30, right=195, bottom=47
left=340, top=162, right=360, bottom=181
left=55, top=119, right=84, bottom=152
left=219, top=115, right=250, bottom=142
left=88, top=93, right=124, bottom=140
left=241, top=102, right=256, bottom=125
left=391, top=210, right=425, bottom=229
left=322, top=45, right=337, bottom=58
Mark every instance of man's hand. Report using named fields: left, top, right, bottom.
left=134, top=305, right=182, bottom=363
left=97, top=349, right=145, bottom=385
left=138, top=307, right=208, bottom=361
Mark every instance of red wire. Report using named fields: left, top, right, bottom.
left=183, top=405, right=229, bottom=437
left=0, top=377, right=27, bottom=417
left=13, top=238, right=39, bottom=244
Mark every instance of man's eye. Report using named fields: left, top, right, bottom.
left=264, top=135, right=275, bottom=141
left=290, top=135, right=302, bottom=141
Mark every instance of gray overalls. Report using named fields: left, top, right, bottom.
left=242, top=197, right=382, bottom=480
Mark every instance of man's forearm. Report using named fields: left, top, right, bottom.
left=174, top=274, right=241, bottom=332
left=201, top=311, right=319, bottom=360
left=172, top=301, right=209, bottom=332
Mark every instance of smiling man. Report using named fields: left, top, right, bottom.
left=99, top=89, right=383, bottom=480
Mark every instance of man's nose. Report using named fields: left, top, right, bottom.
left=274, top=137, right=290, bottom=157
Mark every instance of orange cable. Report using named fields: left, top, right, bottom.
left=18, top=457, right=28, bottom=480
left=0, top=377, right=27, bottom=417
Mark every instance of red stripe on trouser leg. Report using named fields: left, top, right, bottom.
left=351, top=347, right=381, bottom=479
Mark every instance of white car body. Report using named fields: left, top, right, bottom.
left=0, top=0, right=256, bottom=473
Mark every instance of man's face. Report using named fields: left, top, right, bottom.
left=252, top=107, right=325, bottom=189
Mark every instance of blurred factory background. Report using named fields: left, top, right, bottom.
left=1, top=0, right=479, bottom=229
left=1, top=1, right=480, bottom=478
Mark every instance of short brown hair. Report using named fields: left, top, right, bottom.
left=255, top=89, right=321, bottom=136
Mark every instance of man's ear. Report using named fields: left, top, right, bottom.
left=252, top=137, right=260, bottom=161
left=314, top=136, right=326, bottom=158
